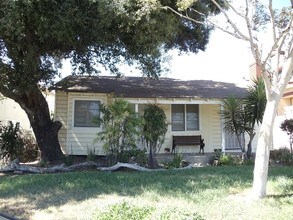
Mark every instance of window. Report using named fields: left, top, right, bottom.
left=171, top=104, right=199, bottom=131
left=225, top=132, right=244, bottom=150
left=74, top=100, right=100, bottom=127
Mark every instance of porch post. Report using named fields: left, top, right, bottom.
left=135, top=103, right=138, bottom=113
left=221, top=105, right=226, bottom=153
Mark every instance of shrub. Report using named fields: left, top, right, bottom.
left=95, top=99, right=143, bottom=165
left=218, top=154, right=235, bottom=166
left=0, top=122, right=24, bottom=161
left=62, top=155, right=74, bottom=166
left=143, top=104, right=167, bottom=168
left=0, top=122, right=39, bottom=163
left=270, top=148, right=292, bottom=165
left=87, top=148, right=97, bottom=162
left=117, top=149, right=147, bottom=166
left=165, top=152, right=185, bottom=169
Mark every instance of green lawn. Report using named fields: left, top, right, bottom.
left=0, top=166, right=292, bottom=220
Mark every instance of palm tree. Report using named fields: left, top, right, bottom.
left=222, top=78, right=266, bottom=158
left=222, top=96, right=246, bottom=152
left=244, top=78, right=266, bottom=158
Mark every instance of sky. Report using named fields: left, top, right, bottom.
left=60, top=0, right=291, bottom=86
left=164, top=0, right=292, bottom=85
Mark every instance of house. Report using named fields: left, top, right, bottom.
left=0, top=91, right=55, bottom=131
left=273, top=81, right=293, bottom=149
left=249, top=63, right=292, bottom=150
left=52, top=75, right=248, bottom=155
left=0, top=94, right=31, bottom=130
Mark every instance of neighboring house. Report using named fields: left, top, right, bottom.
left=0, top=91, right=55, bottom=131
left=249, top=63, right=293, bottom=150
left=52, top=76, right=248, bottom=155
left=274, top=81, right=293, bottom=149
left=0, top=95, right=31, bottom=130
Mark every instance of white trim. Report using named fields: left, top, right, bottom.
left=67, top=93, right=107, bottom=143
left=126, top=98, right=221, bottom=105
left=66, top=93, right=70, bottom=154
left=71, top=97, right=103, bottom=132
left=170, top=103, right=201, bottom=133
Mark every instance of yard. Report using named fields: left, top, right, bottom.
left=0, top=166, right=292, bottom=220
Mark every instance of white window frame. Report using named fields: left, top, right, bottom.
left=73, top=99, right=101, bottom=128
left=171, top=104, right=200, bottom=131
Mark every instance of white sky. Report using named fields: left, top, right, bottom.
left=60, top=0, right=291, bottom=86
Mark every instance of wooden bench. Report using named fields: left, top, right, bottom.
left=172, top=135, right=205, bottom=154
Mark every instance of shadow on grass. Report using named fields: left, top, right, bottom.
left=0, top=166, right=292, bottom=218
left=267, top=193, right=293, bottom=199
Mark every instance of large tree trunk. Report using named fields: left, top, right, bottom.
left=13, top=88, right=64, bottom=162
left=252, top=99, right=278, bottom=199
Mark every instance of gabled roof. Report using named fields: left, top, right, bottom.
left=52, top=75, right=247, bottom=99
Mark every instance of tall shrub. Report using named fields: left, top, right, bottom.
left=95, top=99, right=142, bottom=164
left=221, top=78, right=266, bottom=158
left=280, top=119, right=293, bottom=160
left=143, top=104, right=167, bottom=168
left=0, top=122, right=24, bottom=161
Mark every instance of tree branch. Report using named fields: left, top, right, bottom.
left=162, top=6, right=205, bottom=25
left=210, top=0, right=250, bottom=41
left=268, top=0, right=277, bottom=42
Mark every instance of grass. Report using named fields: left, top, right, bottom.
left=0, top=166, right=292, bottom=219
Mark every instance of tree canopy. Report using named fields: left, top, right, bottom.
left=0, top=0, right=222, bottom=161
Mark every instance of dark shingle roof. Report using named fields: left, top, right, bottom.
left=52, top=75, right=247, bottom=99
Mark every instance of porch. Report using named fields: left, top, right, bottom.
left=155, top=153, right=214, bottom=166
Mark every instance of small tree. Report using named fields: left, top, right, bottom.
left=280, top=119, right=293, bottom=159
left=222, top=78, right=266, bottom=158
left=95, top=99, right=142, bottom=164
left=222, top=96, right=246, bottom=151
left=143, top=104, right=168, bottom=168
left=244, top=78, right=266, bottom=158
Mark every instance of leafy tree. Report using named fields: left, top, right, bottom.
left=95, top=99, right=142, bottom=164
left=280, top=119, right=293, bottom=159
left=222, top=78, right=266, bottom=158
left=0, top=0, right=222, bottom=162
left=143, top=104, right=167, bottom=168
left=222, top=96, right=246, bottom=151
left=170, top=0, right=293, bottom=199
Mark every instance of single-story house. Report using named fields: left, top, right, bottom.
left=52, top=75, right=248, bottom=155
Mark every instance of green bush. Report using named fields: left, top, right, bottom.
left=218, top=154, right=235, bottom=166
left=0, top=123, right=39, bottom=163
left=117, top=149, right=147, bottom=166
left=270, top=148, right=292, bottom=165
left=0, top=122, right=24, bottom=161
left=87, top=148, right=97, bottom=162
left=62, top=155, right=74, bottom=167
left=165, top=152, right=185, bottom=169
left=95, top=201, right=153, bottom=220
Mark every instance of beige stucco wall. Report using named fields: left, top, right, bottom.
left=0, top=97, right=31, bottom=130
left=0, top=92, right=55, bottom=131
left=55, top=91, right=224, bottom=155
